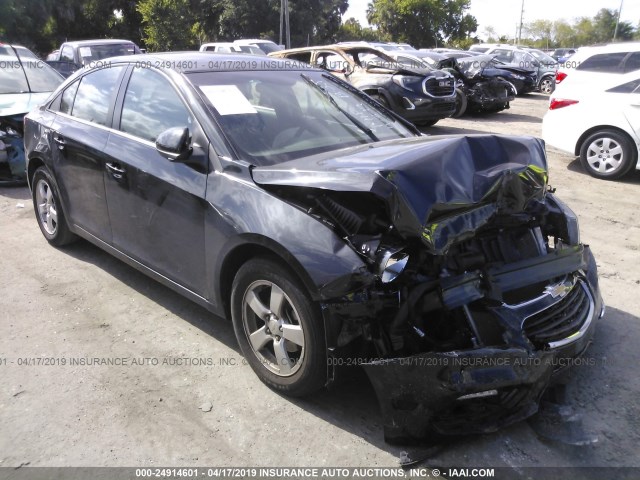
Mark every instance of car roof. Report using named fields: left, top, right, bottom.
left=62, top=39, right=137, bottom=46
left=103, top=52, right=316, bottom=73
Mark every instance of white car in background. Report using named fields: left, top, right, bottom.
left=542, top=71, right=640, bottom=180
left=555, top=42, right=640, bottom=90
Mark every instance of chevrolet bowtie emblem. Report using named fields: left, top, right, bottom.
left=545, top=283, right=572, bottom=298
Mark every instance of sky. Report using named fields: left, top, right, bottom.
left=343, top=0, right=640, bottom=39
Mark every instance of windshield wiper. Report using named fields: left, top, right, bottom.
left=300, top=73, right=378, bottom=142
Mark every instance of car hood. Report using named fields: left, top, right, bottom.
left=252, top=135, right=548, bottom=254
left=0, top=92, right=51, bottom=117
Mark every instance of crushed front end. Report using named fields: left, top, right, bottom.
left=253, top=134, right=603, bottom=443
left=0, top=114, right=27, bottom=185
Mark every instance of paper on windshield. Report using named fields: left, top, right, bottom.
left=199, top=85, right=257, bottom=115
left=79, top=47, right=92, bottom=57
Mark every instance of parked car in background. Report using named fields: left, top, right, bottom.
left=469, top=44, right=558, bottom=94
left=543, top=71, right=640, bottom=180
left=416, top=50, right=536, bottom=95
left=270, top=43, right=456, bottom=126
left=46, top=39, right=142, bottom=77
left=232, top=39, right=282, bottom=54
left=199, top=42, right=263, bottom=55
left=551, top=48, right=576, bottom=63
left=24, top=52, right=603, bottom=444
left=555, top=42, right=640, bottom=90
left=0, top=52, right=64, bottom=184
left=0, top=43, right=40, bottom=59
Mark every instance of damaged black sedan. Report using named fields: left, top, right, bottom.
left=24, top=53, right=603, bottom=444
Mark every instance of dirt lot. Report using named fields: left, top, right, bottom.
left=1, top=93, right=639, bottom=471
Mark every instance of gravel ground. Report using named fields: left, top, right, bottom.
left=1, top=93, right=639, bottom=471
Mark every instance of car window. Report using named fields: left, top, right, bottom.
left=493, top=49, right=513, bottom=63
left=623, top=52, right=640, bottom=74
left=71, top=66, right=124, bottom=126
left=577, top=52, right=627, bottom=72
left=512, top=51, right=527, bottom=66
left=120, top=67, right=192, bottom=142
left=77, top=44, right=137, bottom=65
left=606, top=78, right=640, bottom=94
left=0, top=57, right=62, bottom=94
left=60, top=81, right=80, bottom=114
left=284, top=52, right=312, bottom=63
left=60, top=46, right=74, bottom=63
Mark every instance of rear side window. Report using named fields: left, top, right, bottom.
left=60, top=81, right=79, bottom=114
left=71, top=66, right=124, bottom=126
left=606, top=78, right=640, bottom=94
left=623, top=52, right=640, bottom=73
left=577, top=52, right=627, bottom=72
left=119, top=67, right=192, bottom=142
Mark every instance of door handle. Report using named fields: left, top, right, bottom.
left=53, top=134, right=65, bottom=150
left=106, top=162, right=126, bottom=181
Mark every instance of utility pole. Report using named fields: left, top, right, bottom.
left=279, top=0, right=291, bottom=48
left=517, top=0, right=525, bottom=45
left=613, top=0, right=624, bottom=41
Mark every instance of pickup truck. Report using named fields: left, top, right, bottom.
left=47, top=39, right=142, bottom=77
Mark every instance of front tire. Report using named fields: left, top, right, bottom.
left=452, top=88, right=467, bottom=118
left=231, top=257, right=326, bottom=397
left=579, top=129, right=636, bottom=180
left=31, top=166, right=76, bottom=246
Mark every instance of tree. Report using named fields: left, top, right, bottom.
left=367, top=0, right=477, bottom=48
left=525, top=19, right=553, bottom=49
left=337, top=17, right=386, bottom=42
left=137, top=0, right=199, bottom=51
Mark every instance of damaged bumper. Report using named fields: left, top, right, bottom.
left=361, top=247, right=603, bottom=444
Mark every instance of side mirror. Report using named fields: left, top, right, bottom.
left=155, top=127, right=192, bottom=162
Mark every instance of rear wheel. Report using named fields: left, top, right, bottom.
left=31, top=166, right=76, bottom=246
left=231, top=257, right=326, bottom=397
left=579, top=129, right=636, bottom=180
left=539, top=77, right=555, bottom=95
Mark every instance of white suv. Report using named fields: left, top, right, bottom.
left=555, top=42, right=640, bottom=89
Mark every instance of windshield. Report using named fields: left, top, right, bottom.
left=188, top=69, right=414, bottom=166
left=527, top=49, right=556, bottom=64
left=0, top=45, right=39, bottom=59
left=0, top=56, right=63, bottom=94
left=251, top=43, right=282, bottom=54
left=78, top=43, right=138, bottom=64
left=456, top=54, right=496, bottom=79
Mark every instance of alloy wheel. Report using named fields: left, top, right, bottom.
left=35, top=179, right=58, bottom=235
left=241, top=280, right=305, bottom=377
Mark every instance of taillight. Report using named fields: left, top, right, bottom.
left=549, top=98, right=579, bottom=110
left=556, top=71, right=567, bottom=83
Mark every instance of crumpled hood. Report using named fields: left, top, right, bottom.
left=252, top=135, right=548, bottom=254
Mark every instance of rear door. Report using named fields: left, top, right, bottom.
left=49, top=65, right=127, bottom=241
left=104, top=66, right=209, bottom=294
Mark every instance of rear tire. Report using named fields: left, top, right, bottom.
left=579, top=129, right=636, bottom=180
left=231, top=257, right=326, bottom=397
left=31, top=166, right=76, bottom=246
left=539, top=77, right=555, bottom=95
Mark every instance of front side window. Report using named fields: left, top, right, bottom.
left=71, top=66, right=124, bottom=126
left=120, top=67, right=192, bottom=142
left=623, top=52, right=640, bottom=73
